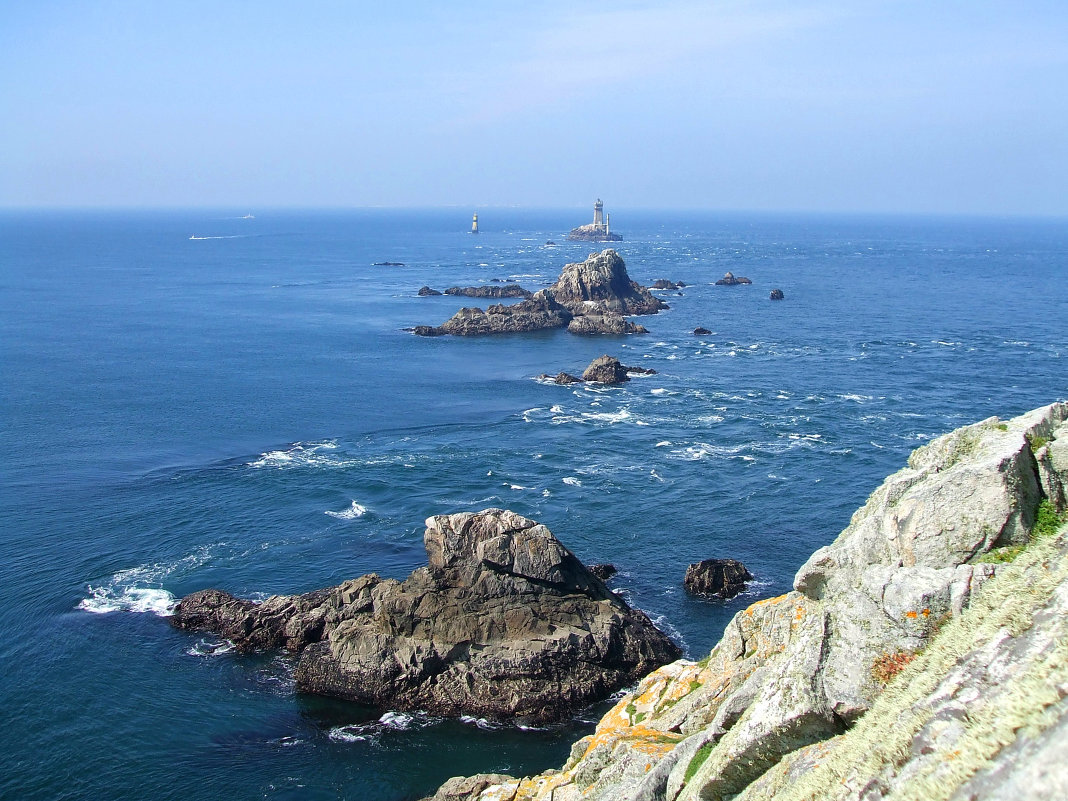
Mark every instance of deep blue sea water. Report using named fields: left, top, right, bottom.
left=1, top=209, right=1065, bottom=800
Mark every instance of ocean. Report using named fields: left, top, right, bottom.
left=1, top=209, right=1065, bottom=800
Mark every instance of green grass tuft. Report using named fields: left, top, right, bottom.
left=685, top=743, right=714, bottom=785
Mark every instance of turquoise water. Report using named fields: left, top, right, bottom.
left=1, top=209, right=1065, bottom=800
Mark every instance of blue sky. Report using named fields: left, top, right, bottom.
left=2, top=1, right=1066, bottom=213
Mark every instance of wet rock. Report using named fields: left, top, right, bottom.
left=684, top=558, right=754, bottom=599
left=693, top=327, right=712, bottom=335
left=418, top=286, right=442, bottom=296
left=715, top=272, right=752, bottom=286
left=770, top=288, right=785, bottom=300
left=652, top=279, right=680, bottom=290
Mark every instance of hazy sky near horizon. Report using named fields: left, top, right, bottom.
left=2, top=1, right=1066, bottom=214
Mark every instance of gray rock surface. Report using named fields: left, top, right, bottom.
left=416, top=290, right=573, bottom=336
left=550, top=250, right=665, bottom=316
left=173, top=508, right=681, bottom=722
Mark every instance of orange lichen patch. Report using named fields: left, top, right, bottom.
left=872, top=650, right=917, bottom=685
left=903, top=608, right=932, bottom=620
left=748, top=593, right=791, bottom=612
left=577, top=720, right=684, bottom=765
left=905, top=611, right=918, bottom=619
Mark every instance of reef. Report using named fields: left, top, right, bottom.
left=421, top=401, right=1068, bottom=801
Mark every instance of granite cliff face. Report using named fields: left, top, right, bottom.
left=172, top=509, right=681, bottom=722
left=423, top=402, right=1068, bottom=801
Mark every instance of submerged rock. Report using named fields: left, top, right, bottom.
left=684, top=558, right=753, bottom=599
left=715, top=271, right=752, bottom=286
left=172, top=509, right=681, bottom=722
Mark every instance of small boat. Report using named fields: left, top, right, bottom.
left=241, top=213, right=254, bottom=219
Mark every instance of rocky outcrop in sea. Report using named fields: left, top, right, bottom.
left=683, top=558, right=753, bottom=599
left=422, top=401, right=1068, bottom=801
left=414, top=250, right=663, bottom=337
left=538, top=356, right=656, bottom=386
left=171, top=508, right=681, bottom=722
left=715, top=271, right=752, bottom=286
left=443, top=284, right=533, bottom=299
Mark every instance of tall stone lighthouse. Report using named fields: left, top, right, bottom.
left=567, top=199, right=623, bottom=242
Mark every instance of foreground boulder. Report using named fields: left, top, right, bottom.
left=422, top=402, right=1068, bottom=801
left=172, top=509, right=681, bottom=722
left=683, top=558, right=753, bottom=599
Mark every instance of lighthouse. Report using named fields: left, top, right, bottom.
left=471, top=213, right=479, bottom=234
left=593, top=199, right=605, bottom=230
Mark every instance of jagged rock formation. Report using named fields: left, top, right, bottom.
left=550, top=250, right=665, bottom=316
left=589, top=564, right=618, bottom=581
left=652, top=279, right=684, bottom=290
left=443, top=284, right=533, bottom=299
left=421, top=402, right=1068, bottom=801
left=172, top=509, right=681, bottom=722
left=418, top=286, right=442, bottom=296
left=683, top=558, right=753, bottom=599
left=715, top=271, right=752, bottom=285
left=414, top=250, right=663, bottom=337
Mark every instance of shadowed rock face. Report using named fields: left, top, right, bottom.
left=171, top=509, right=681, bottom=722
left=684, top=558, right=754, bottom=599
left=443, top=284, right=533, bottom=299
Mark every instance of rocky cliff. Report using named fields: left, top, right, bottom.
left=423, top=402, right=1068, bottom=801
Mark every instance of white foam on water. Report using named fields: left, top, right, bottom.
left=655, top=440, right=672, bottom=447
left=508, top=484, right=526, bottom=490
left=562, top=477, right=582, bottom=486
left=650, top=388, right=676, bottom=396
left=325, top=500, right=369, bottom=520
left=187, top=638, right=236, bottom=657
left=328, top=726, right=370, bottom=743
left=838, top=394, right=872, bottom=403
left=460, top=715, right=502, bottom=731
left=78, top=547, right=214, bottom=616
left=542, top=489, right=551, bottom=497
left=247, top=440, right=353, bottom=470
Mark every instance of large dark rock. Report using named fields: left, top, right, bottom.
left=418, top=286, right=442, bottom=296
left=172, top=509, right=681, bottom=722
left=550, top=250, right=665, bottom=316
left=694, top=327, right=712, bottom=336
left=444, top=284, right=533, bottom=299
left=715, top=271, right=752, bottom=286
left=588, top=563, right=618, bottom=581
left=770, top=288, right=785, bottom=300
left=580, top=355, right=655, bottom=384
left=426, top=290, right=573, bottom=336
left=652, top=279, right=679, bottom=290
left=684, top=558, right=754, bottom=599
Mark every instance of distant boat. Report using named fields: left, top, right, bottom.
left=241, top=213, right=254, bottom=219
